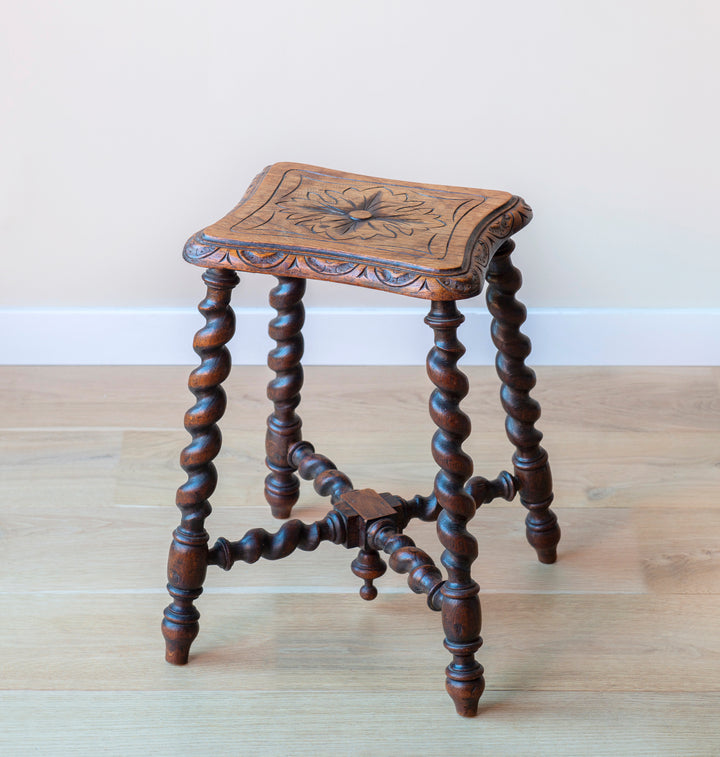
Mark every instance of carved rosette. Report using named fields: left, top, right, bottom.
left=276, top=186, right=446, bottom=241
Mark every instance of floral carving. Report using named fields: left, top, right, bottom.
left=276, top=187, right=445, bottom=241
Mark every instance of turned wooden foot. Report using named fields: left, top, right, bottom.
left=445, top=658, right=485, bottom=717
left=426, top=300, right=485, bottom=716
left=163, top=540, right=203, bottom=665
left=162, top=267, right=239, bottom=663
left=486, top=241, right=561, bottom=564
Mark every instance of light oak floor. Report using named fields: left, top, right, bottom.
left=1, top=365, right=719, bottom=756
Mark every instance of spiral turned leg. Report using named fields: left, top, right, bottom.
left=486, top=241, right=560, bottom=564
left=265, top=276, right=306, bottom=519
left=162, top=267, right=239, bottom=664
left=426, top=301, right=484, bottom=718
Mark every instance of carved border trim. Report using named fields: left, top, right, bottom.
left=183, top=196, right=532, bottom=301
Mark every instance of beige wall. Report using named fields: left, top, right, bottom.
left=1, top=0, right=718, bottom=312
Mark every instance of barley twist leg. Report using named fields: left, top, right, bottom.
left=265, top=276, right=306, bottom=519
left=486, top=240, right=560, bottom=563
left=426, top=300, right=484, bottom=718
left=162, top=267, right=239, bottom=664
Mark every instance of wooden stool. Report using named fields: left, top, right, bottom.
left=161, top=163, right=561, bottom=717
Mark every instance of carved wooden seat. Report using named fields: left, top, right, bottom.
left=162, top=162, right=561, bottom=717
left=183, top=162, right=532, bottom=300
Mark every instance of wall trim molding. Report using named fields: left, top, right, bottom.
left=2, top=307, right=719, bottom=366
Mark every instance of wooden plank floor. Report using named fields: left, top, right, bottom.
left=1, top=365, right=719, bottom=756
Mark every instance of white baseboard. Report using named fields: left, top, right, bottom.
left=2, top=307, right=719, bottom=365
